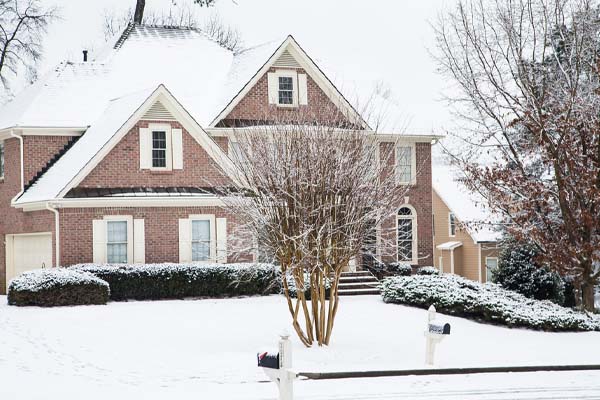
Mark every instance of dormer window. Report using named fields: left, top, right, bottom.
left=278, top=76, right=294, bottom=105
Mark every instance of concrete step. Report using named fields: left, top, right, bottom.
left=337, top=282, right=380, bottom=290
left=338, top=288, right=381, bottom=296
left=338, top=276, right=379, bottom=284
left=339, top=271, right=374, bottom=278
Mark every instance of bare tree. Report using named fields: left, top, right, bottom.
left=220, top=105, right=412, bottom=346
left=435, top=0, right=600, bottom=310
left=202, top=14, right=243, bottom=53
left=0, top=0, right=57, bottom=89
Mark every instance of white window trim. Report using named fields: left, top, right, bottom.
left=149, top=123, right=173, bottom=171
left=396, top=205, right=418, bottom=264
left=103, top=215, right=134, bottom=264
left=189, top=214, right=216, bottom=263
left=485, top=257, right=498, bottom=282
left=274, top=70, right=298, bottom=108
left=448, top=212, right=456, bottom=237
left=395, top=143, right=417, bottom=185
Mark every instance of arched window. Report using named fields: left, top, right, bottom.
left=397, top=206, right=417, bottom=263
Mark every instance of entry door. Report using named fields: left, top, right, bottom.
left=6, top=233, right=53, bottom=289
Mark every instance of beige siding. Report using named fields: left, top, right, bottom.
left=432, top=190, right=498, bottom=282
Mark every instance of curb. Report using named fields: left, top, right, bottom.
left=298, top=364, right=600, bottom=380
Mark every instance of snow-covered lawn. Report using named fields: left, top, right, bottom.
left=1, top=294, right=600, bottom=399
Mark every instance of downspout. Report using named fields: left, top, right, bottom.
left=9, top=130, right=24, bottom=204
left=46, top=203, right=60, bottom=268
left=478, top=243, right=483, bottom=283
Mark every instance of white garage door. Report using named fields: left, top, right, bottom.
left=6, top=233, right=53, bottom=289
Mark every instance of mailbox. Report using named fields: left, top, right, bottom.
left=428, top=322, right=451, bottom=335
left=257, top=352, right=280, bottom=369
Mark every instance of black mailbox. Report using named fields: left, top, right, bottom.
left=257, top=352, right=280, bottom=369
left=428, top=323, right=451, bottom=335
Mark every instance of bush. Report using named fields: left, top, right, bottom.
left=8, top=269, right=110, bottom=307
left=380, top=274, right=600, bottom=331
left=366, top=261, right=412, bottom=279
left=493, top=238, right=565, bottom=305
left=388, top=262, right=413, bottom=276
left=72, top=263, right=280, bottom=301
left=416, top=266, right=438, bottom=276
left=284, top=273, right=332, bottom=299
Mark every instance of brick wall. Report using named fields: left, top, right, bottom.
left=218, top=68, right=353, bottom=127
left=0, top=137, right=56, bottom=294
left=22, top=135, right=72, bottom=185
left=379, top=142, right=433, bottom=267
left=78, top=120, right=231, bottom=189
left=59, top=206, right=252, bottom=266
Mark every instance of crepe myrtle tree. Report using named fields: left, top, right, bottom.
left=435, top=0, right=600, bottom=310
left=220, top=106, right=414, bottom=347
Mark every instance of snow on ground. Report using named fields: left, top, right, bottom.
left=1, top=295, right=600, bottom=399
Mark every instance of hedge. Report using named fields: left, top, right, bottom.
left=72, top=263, right=281, bottom=301
left=8, top=269, right=110, bottom=307
left=380, top=274, right=600, bottom=331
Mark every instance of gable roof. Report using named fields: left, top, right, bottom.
left=432, top=160, right=502, bottom=243
left=209, top=35, right=369, bottom=129
left=15, top=84, right=236, bottom=206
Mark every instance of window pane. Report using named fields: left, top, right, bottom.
left=152, top=131, right=167, bottom=168
left=397, top=218, right=413, bottom=261
left=278, top=76, right=294, bottom=105
left=107, top=221, right=127, bottom=243
left=396, top=146, right=412, bottom=182
left=450, top=213, right=456, bottom=235
left=278, top=76, right=293, bottom=90
left=152, top=149, right=166, bottom=168
left=192, top=220, right=211, bottom=262
left=192, top=242, right=210, bottom=261
left=279, top=90, right=293, bottom=104
left=107, top=243, right=128, bottom=264
left=192, top=220, right=210, bottom=241
left=152, top=131, right=166, bottom=149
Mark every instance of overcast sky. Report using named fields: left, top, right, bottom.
left=34, top=0, right=454, bottom=134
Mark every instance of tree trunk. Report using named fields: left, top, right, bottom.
left=582, top=281, right=596, bottom=312
left=134, top=0, right=146, bottom=24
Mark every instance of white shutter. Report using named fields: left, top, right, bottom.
left=267, top=72, right=278, bottom=104
left=179, top=218, right=192, bottom=263
left=133, top=219, right=145, bottom=264
left=216, top=218, right=227, bottom=264
left=172, top=128, right=183, bottom=170
left=92, top=220, right=107, bottom=264
left=139, top=128, right=151, bottom=169
left=298, top=73, right=308, bottom=105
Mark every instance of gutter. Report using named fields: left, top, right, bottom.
left=45, top=202, right=60, bottom=267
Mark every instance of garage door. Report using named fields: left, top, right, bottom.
left=6, top=233, right=53, bottom=289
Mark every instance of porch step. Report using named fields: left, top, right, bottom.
left=337, top=270, right=380, bottom=296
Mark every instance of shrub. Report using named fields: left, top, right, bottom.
left=366, top=261, right=412, bottom=279
left=72, top=263, right=280, bottom=301
left=8, top=269, right=110, bottom=307
left=285, top=273, right=332, bottom=299
left=416, top=266, right=438, bottom=276
left=380, top=274, right=600, bottom=331
left=493, top=238, right=565, bottom=305
left=388, top=262, right=413, bottom=276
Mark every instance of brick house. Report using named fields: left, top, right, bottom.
left=0, top=25, right=439, bottom=293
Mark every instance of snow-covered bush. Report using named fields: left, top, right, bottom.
left=380, top=274, right=600, bottom=331
left=366, top=261, right=412, bottom=279
left=416, top=266, right=438, bottom=276
left=493, top=238, right=566, bottom=305
left=72, top=263, right=280, bottom=301
left=388, top=262, right=413, bottom=276
left=285, top=272, right=332, bottom=299
left=8, top=269, right=110, bottom=307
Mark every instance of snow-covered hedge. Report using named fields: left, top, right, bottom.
left=380, top=274, right=600, bottom=331
left=285, top=272, right=332, bottom=299
left=72, top=263, right=280, bottom=301
left=8, top=269, right=110, bottom=307
left=416, top=266, right=438, bottom=276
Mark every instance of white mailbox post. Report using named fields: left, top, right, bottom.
left=258, top=332, right=297, bottom=400
left=424, top=305, right=451, bottom=366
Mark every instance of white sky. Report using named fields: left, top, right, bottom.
left=33, top=0, right=455, bottom=134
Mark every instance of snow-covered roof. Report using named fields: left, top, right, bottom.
left=436, top=241, right=463, bottom=251
left=17, top=87, right=156, bottom=205
left=0, top=25, right=282, bottom=131
left=432, top=157, right=502, bottom=243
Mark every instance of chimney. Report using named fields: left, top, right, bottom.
left=82, top=50, right=88, bottom=62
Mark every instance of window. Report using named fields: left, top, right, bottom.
left=449, top=212, right=456, bottom=237
left=486, top=257, right=498, bottom=282
left=107, top=221, right=128, bottom=264
left=396, top=145, right=413, bottom=184
left=229, top=141, right=249, bottom=165
left=192, top=220, right=211, bottom=262
left=0, top=141, right=4, bottom=179
left=278, top=76, right=294, bottom=105
left=397, top=206, right=416, bottom=262
left=152, top=130, right=167, bottom=168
